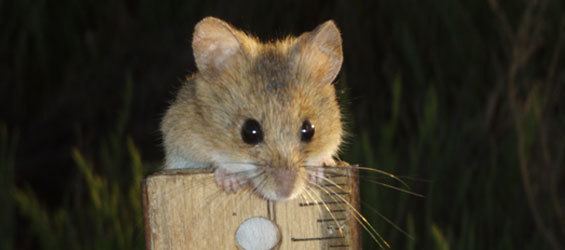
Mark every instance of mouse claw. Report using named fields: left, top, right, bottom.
left=215, top=168, right=248, bottom=193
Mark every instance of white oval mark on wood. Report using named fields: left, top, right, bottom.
left=236, top=217, right=280, bottom=250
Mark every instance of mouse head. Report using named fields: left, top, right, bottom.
left=192, top=17, right=343, bottom=200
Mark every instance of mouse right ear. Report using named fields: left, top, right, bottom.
left=192, top=17, right=246, bottom=72
left=292, top=20, right=343, bottom=84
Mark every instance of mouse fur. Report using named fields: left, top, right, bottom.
left=161, top=17, right=343, bottom=200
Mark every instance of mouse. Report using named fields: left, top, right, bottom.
left=160, top=16, right=343, bottom=201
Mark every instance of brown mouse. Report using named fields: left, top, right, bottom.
left=161, top=17, right=343, bottom=201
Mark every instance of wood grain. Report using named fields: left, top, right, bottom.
left=142, top=167, right=359, bottom=249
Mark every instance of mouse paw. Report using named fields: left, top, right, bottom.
left=214, top=168, right=248, bottom=193
left=308, top=167, right=325, bottom=184
left=307, top=158, right=336, bottom=184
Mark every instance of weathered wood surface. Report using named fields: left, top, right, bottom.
left=142, top=168, right=359, bottom=250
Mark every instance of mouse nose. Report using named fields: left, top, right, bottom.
left=271, top=168, right=298, bottom=199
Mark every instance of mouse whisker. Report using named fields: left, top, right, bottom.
left=230, top=171, right=266, bottom=211
left=310, top=174, right=415, bottom=242
left=356, top=178, right=424, bottom=197
left=247, top=170, right=265, bottom=181
left=211, top=166, right=266, bottom=180
left=215, top=168, right=260, bottom=177
left=303, top=168, right=424, bottom=198
left=302, top=185, right=346, bottom=236
left=307, top=177, right=390, bottom=249
left=250, top=174, right=268, bottom=197
left=216, top=161, right=268, bottom=167
left=303, top=164, right=414, bottom=189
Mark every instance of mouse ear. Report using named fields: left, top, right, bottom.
left=192, top=17, right=245, bottom=72
left=292, top=20, right=343, bottom=84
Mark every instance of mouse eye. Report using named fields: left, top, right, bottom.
left=241, top=119, right=264, bottom=145
left=300, top=120, right=315, bottom=142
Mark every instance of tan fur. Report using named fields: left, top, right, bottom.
left=161, top=17, right=343, bottom=200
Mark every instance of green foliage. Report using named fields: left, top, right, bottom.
left=14, top=139, right=146, bottom=250
left=13, top=74, right=147, bottom=250
left=431, top=224, right=449, bottom=250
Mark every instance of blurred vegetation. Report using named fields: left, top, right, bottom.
left=1, top=0, right=564, bottom=249
left=13, top=141, right=146, bottom=250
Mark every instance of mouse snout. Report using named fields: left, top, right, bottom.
left=271, top=168, right=298, bottom=199
left=254, top=164, right=306, bottom=201
left=251, top=149, right=307, bottom=200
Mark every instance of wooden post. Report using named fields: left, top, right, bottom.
left=142, top=167, right=360, bottom=249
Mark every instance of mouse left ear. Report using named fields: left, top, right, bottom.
left=292, top=20, right=343, bottom=84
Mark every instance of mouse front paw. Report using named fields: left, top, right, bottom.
left=214, top=168, right=249, bottom=193
left=307, top=158, right=335, bottom=184
left=308, top=167, right=325, bottom=184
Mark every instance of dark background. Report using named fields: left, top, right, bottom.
left=1, top=0, right=564, bottom=249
